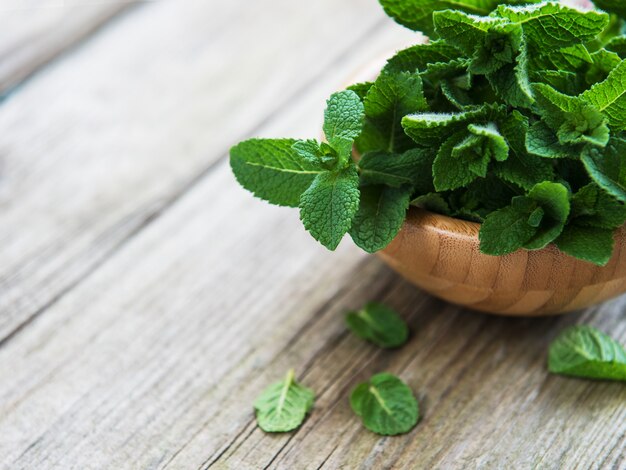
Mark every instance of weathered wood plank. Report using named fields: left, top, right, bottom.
left=0, top=0, right=411, bottom=342
left=0, top=0, right=137, bottom=96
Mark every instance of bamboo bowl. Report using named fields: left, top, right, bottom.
left=378, top=208, right=626, bottom=316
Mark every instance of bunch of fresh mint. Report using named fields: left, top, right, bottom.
left=231, top=0, right=626, bottom=265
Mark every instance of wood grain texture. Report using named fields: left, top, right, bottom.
left=0, top=0, right=411, bottom=342
left=0, top=0, right=624, bottom=469
left=0, top=0, right=138, bottom=97
left=380, top=209, right=626, bottom=316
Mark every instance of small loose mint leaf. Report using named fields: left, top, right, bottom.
left=411, top=192, right=452, bottom=216
left=345, top=302, right=409, bottom=348
left=524, top=181, right=570, bottom=250
left=582, top=138, right=626, bottom=203
left=479, top=202, right=538, bottom=256
left=349, top=185, right=412, bottom=253
left=323, top=90, right=365, bottom=163
left=570, top=183, right=626, bottom=229
left=299, top=165, right=360, bottom=251
left=358, top=148, right=435, bottom=193
left=495, top=2, right=609, bottom=50
left=433, top=131, right=487, bottom=192
left=555, top=225, right=615, bottom=266
left=230, top=139, right=323, bottom=208
left=549, top=326, right=626, bottom=381
left=350, top=373, right=419, bottom=436
left=357, top=71, right=428, bottom=154
left=292, top=140, right=337, bottom=166
left=383, top=40, right=463, bottom=74
left=591, top=0, right=626, bottom=20
left=254, top=369, right=315, bottom=433
left=526, top=121, right=573, bottom=159
left=433, top=10, right=503, bottom=55
left=581, top=59, right=626, bottom=130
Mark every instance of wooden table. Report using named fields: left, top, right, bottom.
left=0, top=1, right=624, bottom=468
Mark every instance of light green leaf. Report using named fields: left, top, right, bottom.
left=357, top=71, right=428, bottom=154
left=345, top=302, right=409, bottom=348
left=299, top=166, right=360, bottom=250
left=350, top=373, right=419, bottom=436
left=495, top=2, right=609, bottom=49
left=526, top=121, right=573, bottom=159
left=358, top=148, right=435, bottom=193
left=230, top=139, right=323, bottom=207
left=582, top=138, right=626, bottom=203
left=433, top=9, right=502, bottom=54
left=555, top=225, right=615, bottom=265
left=292, top=140, right=337, bottom=166
left=350, top=185, right=412, bottom=253
left=254, top=369, right=315, bottom=432
left=581, top=59, right=626, bottom=130
left=323, top=90, right=365, bottom=163
left=549, top=326, right=626, bottom=381
left=383, top=40, right=463, bottom=74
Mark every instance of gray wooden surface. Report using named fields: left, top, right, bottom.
left=0, top=1, right=624, bottom=469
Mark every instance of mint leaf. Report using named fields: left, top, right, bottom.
left=433, top=131, right=487, bottom=191
left=433, top=10, right=502, bottom=55
left=479, top=202, right=538, bottom=255
left=411, top=192, right=452, bottom=215
left=525, top=121, right=572, bottom=159
left=549, top=326, right=626, bottom=381
left=555, top=225, right=615, bottom=265
left=357, top=71, right=427, bottom=154
left=524, top=181, right=570, bottom=250
left=581, top=59, right=626, bottom=130
left=345, top=302, right=409, bottom=348
left=383, top=40, right=463, bottom=74
left=570, top=183, right=626, bottom=229
left=254, top=369, right=315, bottom=432
left=292, top=140, right=337, bottom=166
left=349, top=185, right=412, bottom=253
left=591, top=0, right=626, bottom=19
left=347, top=82, right=374, bottom=100
left=582, top=138, right=626, bottom=203
left=230, top=139, right=323, bottom=207
left=358, top=148, right=435, bottom=193
left=495, top=2, right=609, bottom=49
left=350, top=373, right=419, bottom=436
left=323, top=90, right=365, bottom=164
left=299, top=166, right=360, bottom=250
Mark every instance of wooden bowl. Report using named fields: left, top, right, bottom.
left=378, top=208, right=626, bottom=316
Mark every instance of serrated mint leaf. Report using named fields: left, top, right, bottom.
left=549, top=326, right=626, bottom=381
left=555, top=225, right=615, bottom=265
left=350, top=373, right=419, bottom=436
left=466, top=122, right=509, bottom=161
left=350, top=185, right=412, bottom=253
left=299, top=166, right=360, bottom=250
left=433, top=131, right=488, bottom=191
left=383, top=40, right=463, bottom=74
left=469, top=22, right=524, bottom=75
left=570, top=183, right=626, bottom=229
left=358, top=148, right=435, bottom=193
left=357, top=71, right=428, bottom=154
left=254, top=369, right=315, bottom=433
left=581, top=59, right=626, bottom=130
left=292, top=140, right=337, bottom=166
left=585, top=49, right=621, bottom=86
left=582, top=138, right=626, bottom=203
left=524, top=181, right=570, bottom=250
left=485, top=43, right=534, bottom=108
left=526, top=121, right=573, bottom=159
left=433, top=10, right=503, bottom=55
left=230, top=139, right=323, bottom=207
left=495, top=2, right=609, bottom=49
left=345, top=302, right=409, bottom=347
left=411, top=192, right=452, bottom=215
left=479, top=203, right=538, bottom=255
left=323, top=90, right=365, bottom=163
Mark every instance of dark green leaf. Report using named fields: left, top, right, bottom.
left=345, top=302, right=409, bottom=348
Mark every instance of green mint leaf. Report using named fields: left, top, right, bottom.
left=485, top=41, right=534, bottom=108
left=383, top=40, right=463, bottom=74
left=299, top=166, right=360, bottom=250
left=555, top=225, right=615, bottom=265
left=345, top=302, right=409, bottom=348
left=254, top=369, right=315, bottom=433
left=347, top=81, right=374, bottom=100
left=411, top=192, right=452, bottom=215
left=350, top=373, right=419, bottom=436
left=479, top=202, right=538, bottom=255
left=591, top=0, right=626, bottom=19
left=433, top=10, right=503, bottom=55
left=570, top=183, right=626, bottom=229
left=525, top=121, right=573, bottom=159
left=230, top=139, right=323, bottom=207
left=523, top=181, right=570, bottom=250
left=357, top=71, right=428, bottom=154
left=323, top=90, right=365, bottom=163
left=585, top=49, right=622, bottom=87
left=466, top=123, right=509, bottom=161
left=358, top=148, right=435, bottom=193
left=349, top=185, right=412, bottom=253
left=581, top=59, right=626, bottom=130
left=549, top=326, right=626, bottom=381
left=582, top=138, right=626, bottom=203
left=292, top=140, right=337, bottom=166
left=605, top=35, right=626, bottom=59
left=433, top=131, right=488, bottom=191
left=495, top=2, right=609, bottom=49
